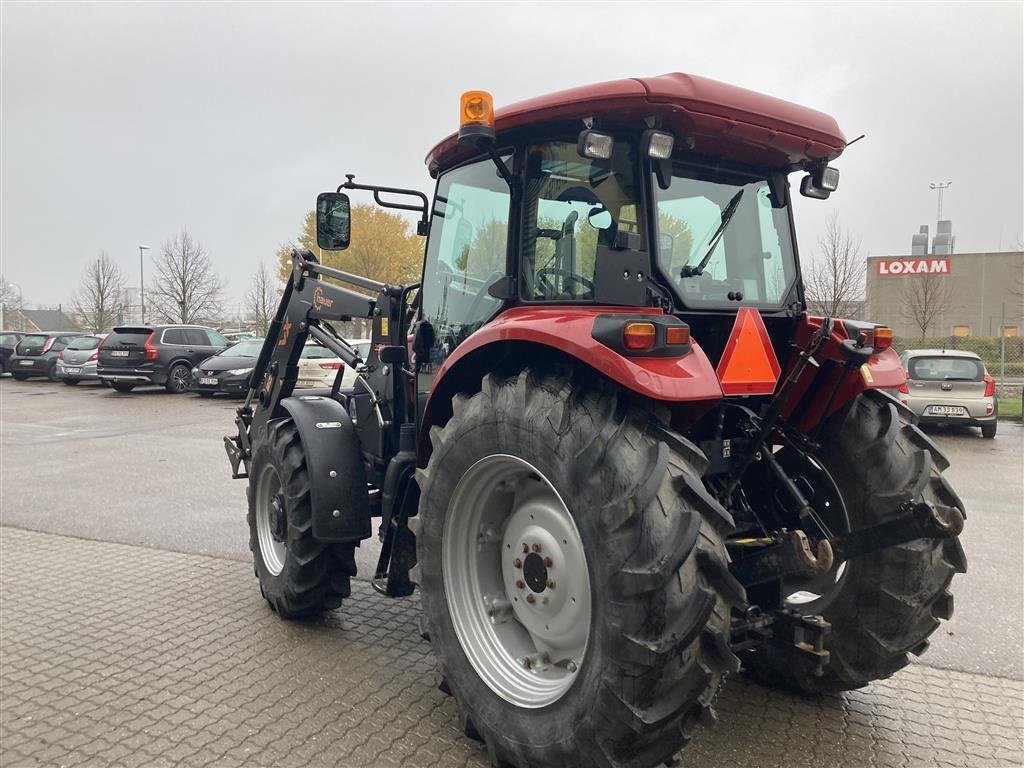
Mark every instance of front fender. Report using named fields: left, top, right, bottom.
left=280, top=394, right=370, bottom=543
left=419, top=306, right=723, bottom=462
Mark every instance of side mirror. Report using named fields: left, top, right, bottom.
left=587, top=207, right=613, bottom=230
left=799, top=165, right=839, bottom=200
left=316, top=193, right=351, bottom=250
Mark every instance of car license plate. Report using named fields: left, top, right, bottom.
left=66, top=367, right=81, bottom=375
left=111, top=350, right=129, bottom=357
left=199, top=377, right=219, bottom=386
left=928, top=405, right=966, bottom=416
left=19, top=360, right=33, bottom=366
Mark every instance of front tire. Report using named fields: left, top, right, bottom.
left=745, top=391, right=967, bottom=692
left=247, top=419, right=357, bottom=619
left=415, top=370, right=741, bottom=768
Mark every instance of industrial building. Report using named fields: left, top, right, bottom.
left=864, top=218, right=1023, bottom=339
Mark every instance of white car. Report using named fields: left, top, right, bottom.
left=295, top=339, right=371, bottom=389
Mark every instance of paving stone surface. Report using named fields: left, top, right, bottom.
left=1, top=527, right=1021, bottom=768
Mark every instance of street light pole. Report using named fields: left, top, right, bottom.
left=929, top=181, right=952, bottom=224
left=138, top=245, right=150, bottom=323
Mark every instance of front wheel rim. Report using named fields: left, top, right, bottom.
left=255, top=464, right=287, bottom=576
left=442, top=454, right=591, bottom=709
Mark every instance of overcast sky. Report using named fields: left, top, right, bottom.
left=2, top=1, right=1022, bottom=313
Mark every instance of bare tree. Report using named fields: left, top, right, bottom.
left=0, top=275, right=24, bottom=330
left=71, top=252, right=126, bottom=333
left=804, top=212, right=864, bottom=317
left=899, top=272, right=955, bottom=338
left=245, top=260, right=278, bottom=335
left=150, top=229, right=225, bottom=324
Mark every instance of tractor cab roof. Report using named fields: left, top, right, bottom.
left=426, top=72, right=846, bottom=177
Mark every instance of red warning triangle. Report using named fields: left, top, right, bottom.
left=716, top=308, right=781, bottom=396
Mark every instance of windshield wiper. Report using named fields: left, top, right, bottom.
left=680, top=189, right=744, bottom=278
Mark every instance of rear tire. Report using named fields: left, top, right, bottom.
left=981, top=421, right=996, bottom=439
left=12, top=373, right=29, bottom=381
left=744, top=391, right=967, bottom=692
left=165, top=363, right=191, bottom=394
left=415, top=369, right=741, bottom=768
left=110, top=382, right=135, bottom=392
left=46, top=362, right=60, bottom=382
left=247, top=419, right=357, bottom=619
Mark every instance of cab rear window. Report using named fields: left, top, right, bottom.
left=908, top=357, right=983, bottom=381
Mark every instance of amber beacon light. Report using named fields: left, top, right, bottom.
left=458, top=90, right=496, bottom=146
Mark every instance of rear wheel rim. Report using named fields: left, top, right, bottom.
left=443, top=454, right=591, bottom=709
left=170, top=366, right=189, bottom=392
left=256, top=464, right=287, bottom=576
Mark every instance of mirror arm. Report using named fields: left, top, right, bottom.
left=339, top=174, right=430, bottom=234
left=486, top=147, right=517, bottom=196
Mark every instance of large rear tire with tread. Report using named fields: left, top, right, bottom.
left=247, top=419, right=357, bottom=620
left=745, top=390, right=967, bottom=692
left=415, top=369, right=742, bottom=768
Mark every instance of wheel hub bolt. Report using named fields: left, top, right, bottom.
left=532, top=544, right=541, bottom=553
left=546, top=579, right=555, bottom=589
left=513, top=558, right=522, bottom=568
left=567, top=661, right=578, bottom=673
left=543, top=556, right=553, bottom=567
left=526, top=594, right=536, bottom=604
left=522, top=543, right=529, bottom=554
left=523, top=657, right=533, bottom=669
left=516, top=580, right=525, bottom=590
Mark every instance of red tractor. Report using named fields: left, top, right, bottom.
left=226, top=73, right=966, bottom=768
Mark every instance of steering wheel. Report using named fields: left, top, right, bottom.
left=536, top=267, right=594, bottom=298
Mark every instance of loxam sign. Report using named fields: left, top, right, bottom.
left=877, top=258, right=951, bottom=275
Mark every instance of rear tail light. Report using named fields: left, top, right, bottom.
left=144, top=332, right=159, bottom=361
left=898, top=369, right=909, bottom=394
left=58, top=351, right=65, bottom=361
left=42, top=337, right=55, bottom=353
left=984, top=373, right=996, bottom=397
left=623, top=322, right=657, bottom=351
left=319, top=362, right=342, bottom=370
left=88, top=352, right=98, bottom=362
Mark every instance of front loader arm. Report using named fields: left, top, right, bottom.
left=225, top=248, right=388, bottom=479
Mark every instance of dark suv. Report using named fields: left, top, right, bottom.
left=9, top=332, right=84, bottom=381
left=98, top=325, right=229, bottom=393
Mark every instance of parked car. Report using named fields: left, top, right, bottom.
left=896, top=349, right=998, bottom=438
left=8, top=332, right=84, bottom=381
left=191, top=337, right=264, bottom=397
left=0, top=331, right=25, bottom=375
left=56, top=334, right=108, bottom=385
left=295, top=339, right=371, bottom=388
left=97, top=325, right=230, bottom=393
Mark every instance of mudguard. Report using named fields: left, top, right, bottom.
left=280, top=394, right=370, bottom=543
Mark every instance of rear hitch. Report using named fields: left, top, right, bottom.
left=731, top=607, right=831, bottom=678
left=730, top=530, right=834, bottom=587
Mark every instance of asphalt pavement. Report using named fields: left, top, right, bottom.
left=1, top=376, right=1023, bottom=767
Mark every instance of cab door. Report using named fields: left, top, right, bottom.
left=416, top=155, right=513, bottom=399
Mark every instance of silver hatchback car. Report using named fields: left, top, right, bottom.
left=896, top=349, right=997, bottom=438
left=57, top=334, right=107, bottom=385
